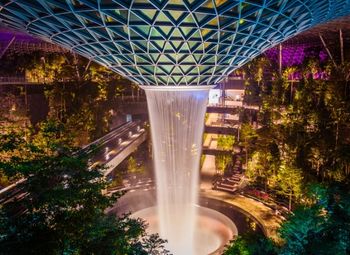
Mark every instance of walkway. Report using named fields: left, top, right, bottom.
left=200, top=138, right=217, bottom=191
left=84, top=121, right=147, bottom=176
left=200, top=124, right=283, bottom=240
left=200, top=189, right=283, bottom=240
left=204, top=125, right=238, bottom=135
left=0, top=121, right=147, bottom=204
left=206, top=105, right=241, bottom=114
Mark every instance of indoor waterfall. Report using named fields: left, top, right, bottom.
left=144, top=87, right=210, bottom=254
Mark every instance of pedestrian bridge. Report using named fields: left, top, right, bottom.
left=0, top=121, right=147, bottom=205
left=79, top=121, right=147, bottom=177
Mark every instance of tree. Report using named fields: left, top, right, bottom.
left=240, top=123, right=257, bottom=168
left=279, top=205, right=326, bottom=255
left=0, top=121, right=168, bottom=255
left=224, top=34, right=350, bottom=255
left=17, top=51, right=131, bottom=145
left=217, top=135, right=235, bottom=151
left=224, top=183, right=350, bottom=255
left=215, top=154, right=232, bottom=175
left=246, top=151, right=277, bottom=191
left=279, top=184, right=350, bottom=255
left=223, top=232, right=278, bottom=255
left=274, top=162, right=303, bottom=211
left=282, top=66, right=298, bottom=103
left=127, top=156, right=138, bottom=173
left=127, top=156, right=144, bottom=174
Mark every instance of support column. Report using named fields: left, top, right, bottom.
left=279, top=43, right=282, bottom=75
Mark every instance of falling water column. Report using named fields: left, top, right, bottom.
left=143, top=86, right=210, bottom=255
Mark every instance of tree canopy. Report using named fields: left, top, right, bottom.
left=0, top=121, right=168, bottom=255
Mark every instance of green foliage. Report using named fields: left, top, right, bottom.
left=224, top=184, right=350, bottom=255
left=215, top=135, right=235, bottom=174
left=274, top=162, right=303, bottom=210
left=223, top=232, right=278, bottom=255
left=127, top=156, right=144, bottom=174
left=108, top=172, right=124, bottom=188
left=217, top=135, right=235, bottom=151
left=241, top=47, right=350, bottom=209
left=246, top=150, right=277, bottom=191
left=215, top=154, right=232, bottom=174
left=240, top=123, right=257, bottom=169
left=229, top=33, right=350, bottom=255
left=279, top=184, right=350, bottom=255
left=240, top=124, right=257, bottom=144
left=240, top=123, right=257, bottom=155
left=43, top=74, right=128, bottom=144
left=270, top=60, right=350, bottom=183
left=0, top=172, right=10, bottom=187
left=140, top=233, right=170, bottom=255
left=2, top=51, right=132, bottom=145
left=242, top=57, right=272, bottom=105
left=224, top=236, right=251, bottom=255
left=0, top=122, right=168, bottom=255
left=127, top=156, right=138, bottom=173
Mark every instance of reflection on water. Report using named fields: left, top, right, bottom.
left=115, top=189, right=265, bottom=255
left=131, top=206, right=237, bottom=255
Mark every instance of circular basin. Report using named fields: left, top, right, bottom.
left=131, top=205, right=237, bottom=255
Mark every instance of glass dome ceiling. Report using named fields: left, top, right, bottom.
left=0, top=0, right=350, bottom=86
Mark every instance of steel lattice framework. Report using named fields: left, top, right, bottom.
left=0, top=0, right=350, bottom=86
left=0, top=33, right=65, bottom=56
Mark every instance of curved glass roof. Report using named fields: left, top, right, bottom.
left=0, top=0, right=349, bottom=86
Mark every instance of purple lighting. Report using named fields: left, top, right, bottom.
left=0, top=29, right=40, bottom=43
left=0, top=28, right=64, bottom=56
left=265, top=44, right=328, bottom=67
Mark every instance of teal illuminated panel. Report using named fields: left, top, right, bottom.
left=0, top=0, right=349, bottom=86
